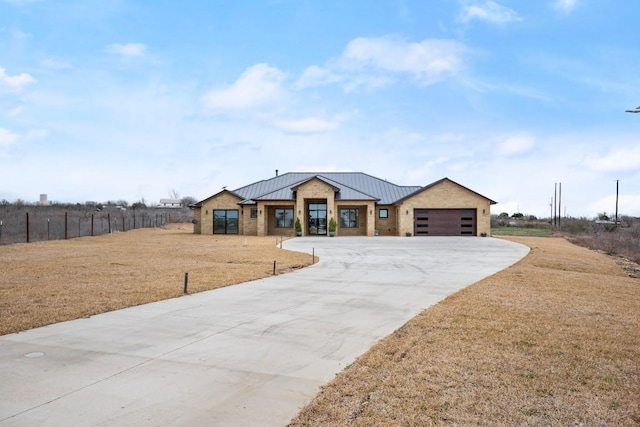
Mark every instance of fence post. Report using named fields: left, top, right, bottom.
left=47, top=218, right=50, bottom=240
left=122, top=215, right=125, bottom=232
left=184, top=272, right=189, bottom=294
left=78, top=216, right=81, bottom=238
left=133, top=214, right=136, bottom=229
left=64, top=212, right=68, bottom=240
left=273, top=260, right=276, bottom=275
left=26, top=212, right=30, bottom=243
left=91, top=214, right=94, bottom=236
left=108, top=213, right=111, bottom=234
left=0, top=220, right=3, bottom=244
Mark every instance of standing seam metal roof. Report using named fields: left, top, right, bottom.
left=231, top=172, right=422, bottom=205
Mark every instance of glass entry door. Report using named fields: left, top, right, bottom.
left=308, top=203, right=327, bottom=235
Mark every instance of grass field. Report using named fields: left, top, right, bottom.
left=289, top=236, right=640, bottom=426
left=1, top=226, right=638, bottom=424
left=491, top=226, right=554, bottom=237
left=0, top=224, right=315, bottom=336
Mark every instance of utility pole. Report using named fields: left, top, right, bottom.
left=615, top=179, right=619, bottom=227
left=553, top=183, right=557, bottom=227
left=558, top=182, right=562, bottom=228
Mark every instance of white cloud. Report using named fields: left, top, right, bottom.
left=497, top=133, right=535, bottom=156
left=344, top=37, right=467, bottom=85
left=552, top=0, right=579, bottom=14
left=0, top=128, right=18, bottom=147
left=274, top=117, right=338, bottom=133
left=459, top=1, right=522, bottom=24
left=105, top=43, right=147, bottom=57
left=295, top=65, right=342, bottom=89
left=0, top=67, right=36, bottom=89
left=42, top=58, right=71, bottom=69
left=202, top=63, right=287, bottom=111
left=585, top=144, right=640, bottom=172
left=296, top=36, right=468, bottom=90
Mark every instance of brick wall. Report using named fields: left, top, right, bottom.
left=295, top=179, right=336, bottom=236
left=195, top=191, right=243, bottom=235
left=242, top=206, right=258, bottom=236
left=397, top=180, right=492, bottom=236
left=375, top=206, right=398, bottom=236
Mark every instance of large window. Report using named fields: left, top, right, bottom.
left=340, top=208, right=359, bottom=228
left=213, top=209, right=239, bottom=234
left=275, top=208, right=294, bottom=228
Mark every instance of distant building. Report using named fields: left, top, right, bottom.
left=38, top=194, right=50, bottom=206
left=158, top=198, right=183, bottom=208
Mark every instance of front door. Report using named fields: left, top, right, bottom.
left=308, top=203, right=327, bottom=235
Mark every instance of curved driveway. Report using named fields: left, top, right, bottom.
left=0, top=237, right=528, bottom=427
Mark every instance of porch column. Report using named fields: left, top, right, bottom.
left=366, top=202, right=376, bottom=236
left=295, top=198, right=305, bottom=236
left=257, top=204, right=266, bottom=237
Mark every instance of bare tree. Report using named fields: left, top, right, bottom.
left=181, top=196, right=197, bottom=207
left=169, top=189, right=180, bottom=199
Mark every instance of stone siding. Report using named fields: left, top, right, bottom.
left=375, top=206, right=398, bottom=236
left=194, top=191, right=243, bottom=235
left=294, top=179, right=336, bottom=236
left=398, top=180, right=492, bottom=236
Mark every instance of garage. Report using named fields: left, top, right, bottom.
left=414, top=209, right=476, bottom=236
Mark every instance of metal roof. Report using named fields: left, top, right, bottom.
left=231, top=172, right=421, bottom=205
left=195, top=173, right=494, bottom=207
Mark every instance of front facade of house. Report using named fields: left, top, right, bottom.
left=192, top=172, right=496, bottom=237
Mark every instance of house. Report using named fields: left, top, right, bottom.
left=192, top=172, right=497, bottom=237
left=158, top=198, right=183, bottom=208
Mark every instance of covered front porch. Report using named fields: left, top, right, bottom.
left=255, top=199, right=375, bottom=237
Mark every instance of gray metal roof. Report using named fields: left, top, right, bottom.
left=230, top=172, right=422, bottom=205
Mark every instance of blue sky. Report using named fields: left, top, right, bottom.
left=1, top=0, right=639, bottom=218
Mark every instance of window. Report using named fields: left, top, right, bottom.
left=340, top=208, right=359, bottom=228
left=275, top=208, right=294, bottom=228
left=213, top=210, right=239, bottom=234
left=379, top=209, right=388, bottom=218
left=250, top=208, right=258, bottom=218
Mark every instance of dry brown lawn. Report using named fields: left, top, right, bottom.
left=289, top=236, right=640, bottom=426
left=2, top=230, right=638, bottom=425
left=0, top=224, right=315, bottom=336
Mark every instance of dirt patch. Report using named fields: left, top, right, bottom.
left=0, top=226, right=316, bottom=336
left=288, top=236, right=640, bottom=426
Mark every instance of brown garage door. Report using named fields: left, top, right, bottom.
left=414, top=209, right=476, bottom=236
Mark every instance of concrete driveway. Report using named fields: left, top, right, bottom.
left=0, top=236, right=529, bottom=426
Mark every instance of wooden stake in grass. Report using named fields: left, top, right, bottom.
left=183, top=272, right=189, bottom=294
left=273, top=260, right=276, bottom=275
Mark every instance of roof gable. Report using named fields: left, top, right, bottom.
left=398, top=177, right=497, bottom=205
left=194, top=189, right=243, bottom=206
left=290, top=175, right=339, bottom=192
left=197, top=173, right=495, bottom=206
